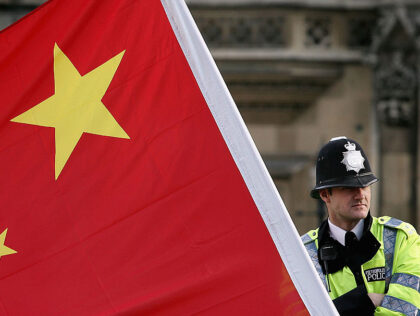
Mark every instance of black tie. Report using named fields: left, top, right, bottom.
left=345, top=231, right=358, bottom=248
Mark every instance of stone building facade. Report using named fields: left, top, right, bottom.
left=1, top=0, right=419, bottom=234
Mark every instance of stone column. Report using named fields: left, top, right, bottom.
left=372, top=6, right=419, bottom=226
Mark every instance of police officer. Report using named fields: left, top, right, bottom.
left=301, top=136, right=420, bottom=315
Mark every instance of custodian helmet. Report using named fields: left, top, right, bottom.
left=311, top=136, right=378, bottom=199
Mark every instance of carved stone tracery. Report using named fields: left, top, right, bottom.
left=375, top=52, right=417, bottom=126
left=305, top=17, right=331, bottom=48
left=373, top=7, right=419, bottom=127
left=348, top=17, right=376, bottom=48
left=193, top=10, right=375, bottom=50
left=195, top=14, right=286, bottom=48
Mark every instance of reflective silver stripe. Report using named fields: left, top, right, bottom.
left=301, top=233, right=313, bottom=244
left=303, top=240, right=328, bottom=290
left=383, top=225, right=397, bottom=291
left=391, top=273, right=420, bottom=293
left=381, top=295, right=419, bottom=316
left=385, top=217, right=403, bottom=228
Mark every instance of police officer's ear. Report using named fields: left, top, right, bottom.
left=319, top=189, right=330, bottom=203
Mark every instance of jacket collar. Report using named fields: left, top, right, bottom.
left=317, top=213, right=381, bottom=274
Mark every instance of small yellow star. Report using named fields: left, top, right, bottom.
left=0, top=229, right=17, bottom=259
left=11, top=43, right=130, bottom=179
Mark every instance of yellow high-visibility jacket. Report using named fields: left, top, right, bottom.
left=302, top=216, right=420, bottom=315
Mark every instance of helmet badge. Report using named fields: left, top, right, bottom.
left=341, top=141, right=365, bottom=173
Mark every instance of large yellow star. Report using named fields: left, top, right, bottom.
left=0, top=229, right=17, bottom=259
left=11, top=43, right=130, bottom=179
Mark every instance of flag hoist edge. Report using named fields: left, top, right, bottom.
left=160, top=1, right=338, bottom=315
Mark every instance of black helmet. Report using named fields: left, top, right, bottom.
left=311, top=136, right=378, bottom=199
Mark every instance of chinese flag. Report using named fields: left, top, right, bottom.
left=0, top=0, right=336, bottom=315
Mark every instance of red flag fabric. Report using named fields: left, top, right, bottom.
left=0, top=0, right=337, bottom=315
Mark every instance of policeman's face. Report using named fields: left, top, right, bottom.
left=320, top=186, right=371, bottom=230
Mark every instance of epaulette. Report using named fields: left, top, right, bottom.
left=301, top=229, right=318, bottom=245
left=378, top=216, right=417, bottom=237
